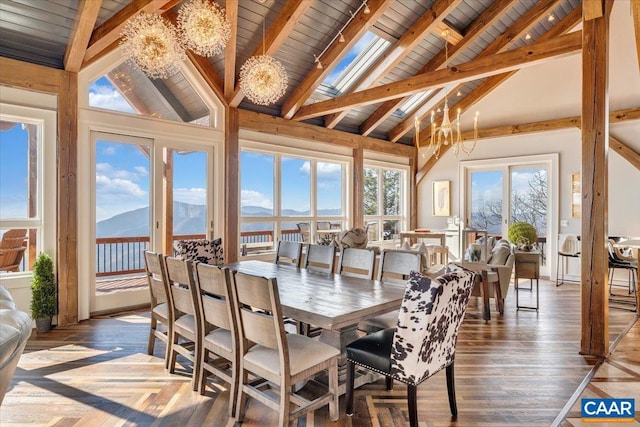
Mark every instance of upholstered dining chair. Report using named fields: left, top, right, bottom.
left=274, top=240, right=303, bottom=267
left=193, top=263, right=239, bottom=416
left=304, top=243, right=336, bottom=274
left=607, top=239, right=637, bottom=299
left=174, top=237, right=224, bottom=266
left=359, top=249, right=423, bottom=334
left=338, top=247, right=376, bottom=280
left=556, top=234, right=580, bottom=286
left=143, top=250, right=173, bottom=369
left=164, top=256, right=202, bottom=391
left=346, top=266, right=477, bottom=427
left=296, top=222, right=310, bottom=244
left=230, top=271, right=340, bottom=426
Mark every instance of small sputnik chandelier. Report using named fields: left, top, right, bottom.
left=120, top=12, right=186, bottom=79
left=415, top=30, right=479, bottom=159
left=177, top=0, right=231, bottom=57
left=240, top=18, right=288, bottom=106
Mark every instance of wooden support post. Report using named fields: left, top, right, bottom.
left=225, top=107, right=239, bottom=262
left=409, top=153, right=417, bottom=231
left=580, top=0, right=613, bottom=357
left=163, top=149, right=174, bottom=255
left=353, top=147, right=364, bottom=229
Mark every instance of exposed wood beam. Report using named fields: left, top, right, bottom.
left=64, top=0, right=102, bottom=72
left=360, top=0, right=519, bottom=136
left=150, top=79, right=192, bottom=121
left=280, top=0, right=393, bottom=119
left=433, top=21, right=463, bottom=45
left=416, top=107, right=640, bottom=184
left=229, top=0, right=312, bottom=107
left=324, top=0, right=464, bottom=129
left=415, top=3, right=581, bottom=144
left=239, top=110, right=414, bottom=157
left=83, top=0, right=178, bottom=67
left=225, top=107, right=240, bottom=263
left=610, top=135, right=640, bottom=170
left=632, top=0, right=640, bottom=73
left=187, top=51, right=227, bottom=107
left=224, top=0, right=238, bottom=100
left=580, top=0, right=613, bottom=358
left=353, top=147, right=364, bottom=228
left=294, top=31, right=582, bottom=121
left=583, top=0, right=604, bottom=20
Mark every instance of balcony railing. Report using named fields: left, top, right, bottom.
left=95, top=229, right=303, bottom=277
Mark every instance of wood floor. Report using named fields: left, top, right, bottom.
left=1, top=280, right=637, bottom=427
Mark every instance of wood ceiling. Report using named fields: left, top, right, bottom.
left=0, top=0, right=638, bottom=151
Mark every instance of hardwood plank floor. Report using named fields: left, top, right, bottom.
left=1, top=280, right=636, bottom=426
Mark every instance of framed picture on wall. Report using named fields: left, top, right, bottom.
left=571, top=172, right=581, bottom=218
left=433, top=180, right=450, bottom=216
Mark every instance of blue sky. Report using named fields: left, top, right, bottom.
left=0, top=124, right=29, bottom=219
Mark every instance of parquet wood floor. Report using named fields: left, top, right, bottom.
left=1, top=280, right=637, bottom=426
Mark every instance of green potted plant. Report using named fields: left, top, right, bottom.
left=30, top=252, right=57, bottom=333
left=508, top=222, right=538, bottom=251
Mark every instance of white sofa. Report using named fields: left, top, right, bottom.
left=0, top=286, right=31, bottom=405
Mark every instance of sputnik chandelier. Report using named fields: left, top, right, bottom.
left=120, top=0, right=231, bottom=79
left=239, top=16, right=288, bottom=106
left=415, top=30, right=479, bottom=159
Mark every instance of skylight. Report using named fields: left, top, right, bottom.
left=392, top=90, right=434, bottom=118
left=316, top=31, right=391, bottom=98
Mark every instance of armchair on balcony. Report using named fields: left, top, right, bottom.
left=174, top=238, right=224, bottom=266
left=0, top=229, right=28, bottom=273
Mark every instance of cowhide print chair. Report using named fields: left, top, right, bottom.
left=345, top=265, right=477, bottom=427
left=174, top=237, right=224, bottom=266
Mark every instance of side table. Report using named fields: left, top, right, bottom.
left=515, top=250, right=541, bottom=310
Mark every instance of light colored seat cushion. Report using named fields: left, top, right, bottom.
left=152, top=302, right=169, bottom=320
left=174, top=314, right=197, bottom=335
left=243, top=334, right=339, bottom=377
left=204, top=328, right=233, bottom=355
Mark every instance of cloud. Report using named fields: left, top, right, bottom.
left=101, top=145, right=117, bottom=156
left=96, top=174, right=146, bottom=198
left=89, top=82, right=136, bottom=114
left=134, top=166, right=148, bottom=176
left=317, top=162, right=342, bottom=178
left=241, top=189, right=273, bottom=209
left=174, top=187, right=206, bottom=205
left=96, top=162, right=146, bottom=181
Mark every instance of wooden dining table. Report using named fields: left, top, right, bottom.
left=225, top=260, right=407, bottom=392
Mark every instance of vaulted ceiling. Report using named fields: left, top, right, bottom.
left=0, top=0, right=638, bottom=148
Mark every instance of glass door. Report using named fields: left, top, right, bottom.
left=92, top=132, right=214, bottom=314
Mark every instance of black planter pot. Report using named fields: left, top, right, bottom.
left=35, top=317, right=52, bottom=333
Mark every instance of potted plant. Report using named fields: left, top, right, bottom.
left=508, top=222, right=538, bottom=251
left=30, top=252, right=57, bottom=333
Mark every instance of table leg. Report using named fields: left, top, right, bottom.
left=480, top=270, right=491, bottom=321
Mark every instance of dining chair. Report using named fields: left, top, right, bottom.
left=143, top=250, right=173, bottom=369
left=359, top=249, right=423, bottom=334
left=274, top=240, right=303, bottom=267
left=304, top=243, right=336, bottom=274
left=346, top=266, right=477, bottom=427
left=556, top=235, right=580, bottom=286
left=607, top=239, right=637, bottom=299
left=296, top=222, right=310, bottom=244
left=230, top=271, right=339, bottom=426
left=164, top=256, right=202, bottom=391
left=425, top=245, right=449, bottom=278
left=174, top=237, right=225, bottom=266
left=193, top=263, right=239, bottom=416
left=338, top=247, right=376, bottom=280
left=317, top=221, right=331, bottom=230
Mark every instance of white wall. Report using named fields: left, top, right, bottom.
left=418, top=2, right=640, bottom=240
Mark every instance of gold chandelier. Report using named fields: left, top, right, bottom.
left=239, top=18, right=288, bottom=106
left=415, top=30, right=479, bottom=159
left=177, top=0, right=231, bottom=57
left=120, top=12, right=185, bottom=79
left=121, top=1, right=231, bottom=79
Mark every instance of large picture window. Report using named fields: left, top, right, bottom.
left=240, top=149, right=346, bottom=254
left=364, top=165, right=407, bottom=242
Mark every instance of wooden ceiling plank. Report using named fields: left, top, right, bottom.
left=239, top=109, right=414, bottom=157
left=583, top=0, right=604, bottom=21
left=280, top=0, right=394, bottom=119
left=294, top=31, right=582, bottom=121
left=324, top=0, right=464, bottom=129
left=64, top=0, right=103, bottom=72
left=389, top=0, right=569, bottom=142
left=229, top=0, right=312, bottom=107
left=224, top=0, right=239, bottom=100
left=359, top=0, right=519, bottom=136
left=415, top=106, right=639, bottom=184
left=610, top=135, right=640, bottom=170
left=83, top=0, right=175, bottom=66
left=188, top=51, right=227, bottom=106
left=632, top=0, right=640, bottom=74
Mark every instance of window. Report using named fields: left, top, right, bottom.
left=240, top=149, right=346, bottom=254
left=364, top=165, right=407, bottom=242
left=393, top=90, right=434, bottom=118
left=0, top=105, right=56, bottom=275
